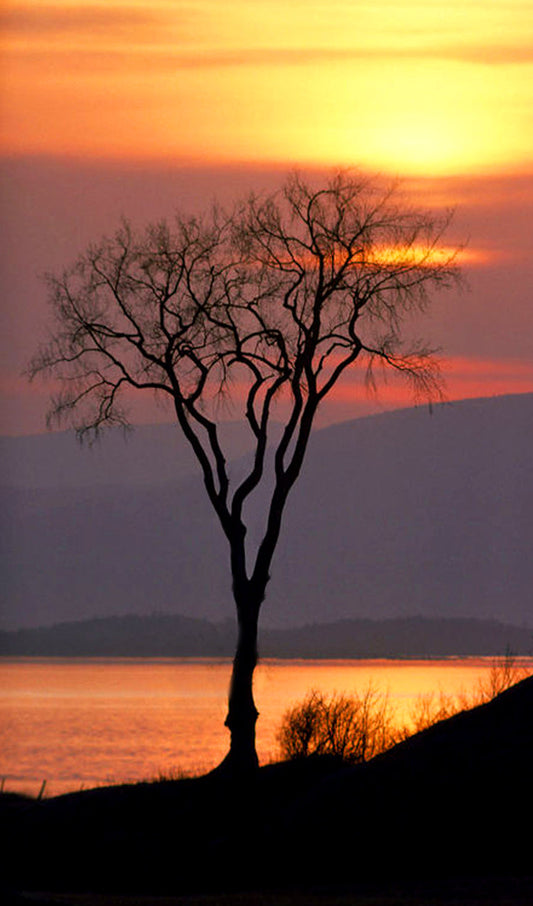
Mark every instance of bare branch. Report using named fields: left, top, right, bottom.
left=30, top=167, right=461, bottom=645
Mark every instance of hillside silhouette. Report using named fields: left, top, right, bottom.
left=3, top=676, right=532, bottom=898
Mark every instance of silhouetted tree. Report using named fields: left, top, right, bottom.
left=29, top=171, right=460, bottom=772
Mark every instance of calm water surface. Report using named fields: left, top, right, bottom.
left=2, top=657, right=530, bottom=796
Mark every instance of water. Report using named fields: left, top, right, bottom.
left=1, top=656, right=530, bottom=797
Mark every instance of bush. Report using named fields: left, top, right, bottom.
left=473, top=648, right=530, bottom=703
left=279, top=653, right=532, bottom=760
left=401, top=689, right=462, bottom=736
left=401, top=649, right=532, bottom=737
left=277, top=685, right=397, bottom=764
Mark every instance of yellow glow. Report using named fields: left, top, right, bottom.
left=365, top=245, right=482, bottom=267
left=2, top=0, right=533, bottom=176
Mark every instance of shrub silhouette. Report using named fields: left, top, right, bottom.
left=473, top=647, right=530, bottom=702
left=277, top=685, right=397, bottom=763
left=279, top=653, right=532, bottom=758
left=403, top=649, right=531, bottom=735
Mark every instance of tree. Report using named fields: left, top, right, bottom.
left=29, top=171, right=460, bottom=773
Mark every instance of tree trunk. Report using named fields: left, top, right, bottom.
left=220, top=593, right=261, bottom=775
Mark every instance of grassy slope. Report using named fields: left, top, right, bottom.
left=2, top=677, right=532, bottom=900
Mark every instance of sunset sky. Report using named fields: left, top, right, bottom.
left=1, top=0, right=532, bottom=433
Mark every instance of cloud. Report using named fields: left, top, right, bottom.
left=444, top=357, right=533, bottom=381
left=329, top=355, right=533, bottom=409
left=3, top=2, right=532, bottom=71
left=449, top=45, right=533, bottom=65
left=441, top=357, right=533, bottom=402
left=1, top=3, right=174, bottom=36
left=5, top=355, right=531, bottom=436
left=6, top=42, right=533, bottom=77
left=166, top=45, right=533, bottom=68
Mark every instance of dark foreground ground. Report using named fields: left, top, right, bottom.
left=2, top=677, right=532, bottom=905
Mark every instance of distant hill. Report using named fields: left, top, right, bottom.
left=1, top=392, right=532, bottom=629
left=0, top=420, right=258, bottom=489
left=0, top=613, right=531, bottom=657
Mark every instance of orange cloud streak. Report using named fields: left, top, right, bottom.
left=330, top=356, right=533, bottom=407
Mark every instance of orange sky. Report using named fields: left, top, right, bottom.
left=2, top=0, right=533, bottom=176
left=1, top=1, right=532, bottom=432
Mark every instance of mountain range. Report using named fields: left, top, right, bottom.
left=1, top=392, right=532, bottom=631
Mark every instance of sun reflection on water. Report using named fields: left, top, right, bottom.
left=1, top=656, right=531, bottom=796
